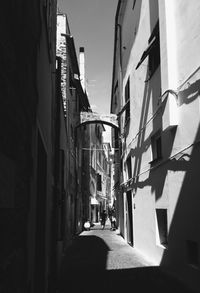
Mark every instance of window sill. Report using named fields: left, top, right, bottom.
left=149, top=156, right=162, bottom=166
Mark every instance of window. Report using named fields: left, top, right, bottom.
left=97, top=174, right=102, bottom=191
left=114, top=81, right=118, bottom=107
left=126, top=156, right=132, bottom=179
left=186, top=240, right=199, bottom=268
left=114, top=128, right=119, bottom=148
left=135, top=20, right=160, bottom=78
left=148, top=21, right=160, bottom=77
left=71, top=124, right=74, bottom=139
left=124, top=78, right=130, bottom=124
left=156, top=209, right=168, bottom=247
left=150, top=131, right=162, bottom=164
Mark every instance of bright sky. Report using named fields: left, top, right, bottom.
left=58, top=0, right=117, bottom=116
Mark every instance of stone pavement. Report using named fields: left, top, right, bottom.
left=57, top=221, right=194, bottom=293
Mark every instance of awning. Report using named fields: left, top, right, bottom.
left=135, top=36, right=156, bottom=70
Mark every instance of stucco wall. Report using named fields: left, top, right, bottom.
left=113, top=0, right=200, bottom=289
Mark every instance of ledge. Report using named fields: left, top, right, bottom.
left=149, top=156, right=163, bottom=166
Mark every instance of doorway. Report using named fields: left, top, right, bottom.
left=126, top=190, right=134, bottom=246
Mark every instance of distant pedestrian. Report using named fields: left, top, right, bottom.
left=110, top=215, right=116, bottom=231
left=108, top=208, right=112, bottom=225
left=109, top=207, right=116, bottom=230
left=100, top=210, right=107, bottom=229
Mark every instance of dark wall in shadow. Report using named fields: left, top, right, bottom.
left=60, top=263, right=193, bottom=293
left=103, top=267, right=192, bottom=293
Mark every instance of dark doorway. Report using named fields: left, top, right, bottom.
left=34, top=131, right=47, bottom=293
left=126, top=191, right=134, bottom=246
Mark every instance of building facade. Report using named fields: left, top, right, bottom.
left=56, top=13, right=91, bottom=241
left=111, top=0, right=200, bottom=290
left=0, top=1, right=58, bottom=292
left=89, top=124, right=107, bottom=223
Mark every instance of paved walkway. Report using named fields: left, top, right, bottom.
left=58, top=222, right=193, bottom=293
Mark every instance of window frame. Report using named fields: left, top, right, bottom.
left=124, top=77, right=130, bottom=125
left=150, top=130, right=162, bottom=165
left=126, top=156, right=132, bottom=180
left=135, top=20, right=160, bottom=79
left=148, top=21, right=160, bottom=78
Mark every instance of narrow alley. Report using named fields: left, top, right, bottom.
left=57, top=221, right=192, bottom=293
left=1, top=1, right=200, bottom=292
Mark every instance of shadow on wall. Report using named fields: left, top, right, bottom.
left=179, top=78, right=200, bottom=106
left=132, top=70, right=152, bottom=187
left=160, top=125, right=200, bottom=292
left=136, top=126, right=190, bottom=201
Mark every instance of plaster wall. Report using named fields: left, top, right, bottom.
left=120, top=0, right=164, bottom=263
left=174, top=0, right=200, bottom=87
left=112, top=0, right=200, bottom=289
left=159, top=0, right=200, bottom=91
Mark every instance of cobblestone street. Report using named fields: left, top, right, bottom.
left=58, top=222, right=194, bottom=293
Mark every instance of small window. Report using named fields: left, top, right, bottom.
left=150, top=131, right=162, bottom=163
left=135, top=20, right=160, bottom=79
left=71, top=125, right=74, bottom=139
left=114, top=81, right=118, bottom=93
left=148, top=21, right=160, bottom=77
left=97, top=174, right=102, bottom=191
left=114, top=128, right=119, bottom=148
left=126, top=156, right=132, bottom=179
left=156, top=209, right=168, bottom=247
left=125, top=78, right=130, bottom=124
left=186, top=240, right=199, bottom=268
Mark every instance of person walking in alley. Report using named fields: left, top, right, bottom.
left=100, top=210, right=107, bottom=229
left=108, top=207, right=112, bottom=226
left=110, top=215, right=116, bottom=231
left=109, top=207, right=116, bottom=230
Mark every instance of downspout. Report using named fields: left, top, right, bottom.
left=110, top=0, right=122, bottom=113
